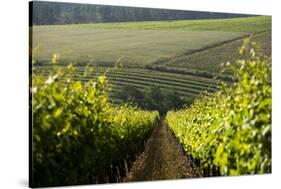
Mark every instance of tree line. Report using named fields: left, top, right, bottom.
left=115, top=85, right=193, bottom=115
left=30, top=1, right=254, bottom=25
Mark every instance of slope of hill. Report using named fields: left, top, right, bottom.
left=32, top=16, right=271, bottom=104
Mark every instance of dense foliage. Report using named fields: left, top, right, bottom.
left=31, top=59, right=159, bottom=187
left=166, top=40, right=271, bottom=176
left=30, top=1, right=250, bottom=25
left=116, top=85, right=190, bottom=115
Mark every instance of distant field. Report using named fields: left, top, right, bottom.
left=32, top=16, right=271, bottom=66
left=32, top=27, right=246, bottom=66
left=72, top=16, right=271, bottom=33
left=163, top=31, right=271, bottom=73
left=32, top=15, right=271, bottom=103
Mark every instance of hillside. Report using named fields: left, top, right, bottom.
left=32, top=16, right=271, bottom=105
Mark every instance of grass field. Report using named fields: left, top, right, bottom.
left=73, top=16, right=270, bottom=33
left=32, top=28, right=246, bottom=66
left=32, top=16, right=271, bottom=67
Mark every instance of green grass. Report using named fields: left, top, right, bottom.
left=71, top=16, right=271, bottom=33
left=32, top=27, right=246, bottom=66
left=32, top=16, right=270, bottom=67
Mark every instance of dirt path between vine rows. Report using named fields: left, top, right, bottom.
left=124, top=119, right=200, bottom=182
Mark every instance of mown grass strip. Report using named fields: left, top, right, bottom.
left=70, top=16, right=271, bottom=33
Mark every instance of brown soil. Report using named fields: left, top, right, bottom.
left=124, top=119, right=200, bottom=182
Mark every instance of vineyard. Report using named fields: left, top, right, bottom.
left=31, top=63, right=159, bottom=187
left=30, top=13, right=272, bottom=187
left=31, top=41, right=272, bottom=186
left=167, top=41, right=271, bottom=176
left=33, top=66, right=220, bottom=104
